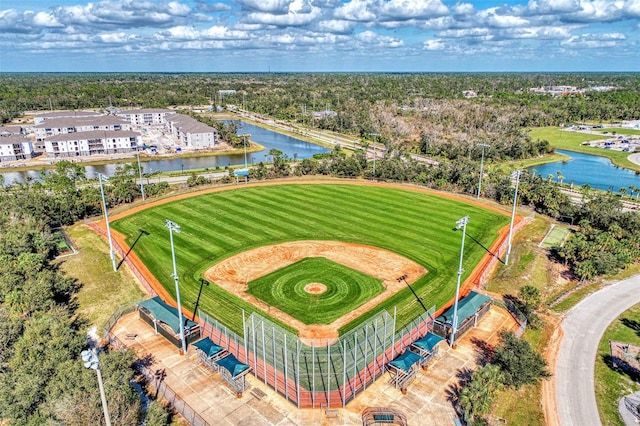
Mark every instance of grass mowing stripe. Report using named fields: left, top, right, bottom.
left=113, top=183, right=508, bottom=335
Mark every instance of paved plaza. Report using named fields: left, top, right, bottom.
left=111, top=305, right=516, bottom=425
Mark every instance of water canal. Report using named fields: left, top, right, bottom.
left=1, top=121, right=330, bottom=185
left=528, top=149, right=640, bottom=193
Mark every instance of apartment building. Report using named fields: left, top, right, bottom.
left=33, top=116, right=131, bottom=147
left=44, top=130, right=141, bottom=158
left=33, top=110, right=103, bottom=125
left=116, top=108, right=176, bottom=126
left=0, top=126, right=35, bottom=162
left=166, top=114, right=217, bottom=149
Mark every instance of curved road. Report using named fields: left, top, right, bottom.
left=556, top=274, right=640, bottom=425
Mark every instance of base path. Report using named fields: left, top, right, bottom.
left=552, top=274, right=640, bottom=426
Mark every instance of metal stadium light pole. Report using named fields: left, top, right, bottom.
left=369, top=133, right=380, bottom=176
left=136, top=148, right=145, bottom=201
left=166, top=219, right=187, bottom=355
left=450, top=215, right=470, bottom=348
left=505, top=170, right=521, bottom=265
left=477, top=143, right=490, bottom=199
left=98, top=173, right=117, bottom=272
left=81, top=348, right=112, bottom=426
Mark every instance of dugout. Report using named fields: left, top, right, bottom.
left=386, top=350, right=425, bottom=393
left=138, top=297, right=201, bottom=349
left=193, top=337, right=251, bottom=396
left=410, top=332, right=445, bottom=366
left=433, top=291, right=492, bottom=344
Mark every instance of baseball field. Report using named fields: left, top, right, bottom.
left=111, top=182, right=510, bottom=337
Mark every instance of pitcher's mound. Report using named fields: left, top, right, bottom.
left=304, top=283, right=327, bottom=295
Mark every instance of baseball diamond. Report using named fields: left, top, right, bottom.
left=110, top=181, right=510, bottom=338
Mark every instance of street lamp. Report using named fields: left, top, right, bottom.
left=450, top=215, right=470, bottom=347
left=369, top=133, right=380, bottom=176
left=136, top=148, right=145, bottom=201
left=166, top=219, right=187, bottom=354
left=81, top=348, right=112, bottom=426
left=477, top=143, right=490, bottom=199
left=98, top=173, right=117, bottom=272
left=505, top=170, right=521, bottom=265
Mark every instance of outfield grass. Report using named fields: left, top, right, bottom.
left=248, top=257, right=384, bottom=325
left=528, top=127, right=640, bottom=172
left=112, top=183, right=509, bottom=335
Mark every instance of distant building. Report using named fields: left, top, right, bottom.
left=116, top=108, right=176, bottom=126
left=166, top=114, right=217, bottom=149
left=32, top=116, right=131, bottom=148
left=0, top=126, right=35, bottom=162
left=311, top=110, right=337, bottom=120
left=33, top=110, right=103, bottom=125
left=44, top=130, right=141, bottom=158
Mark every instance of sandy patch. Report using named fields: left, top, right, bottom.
left=203, top=240, right=427, bottom=344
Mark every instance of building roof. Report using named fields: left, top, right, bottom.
left=138, top=296, right=198, bottom=334
left=118, top=108, right=175, bottom=115
left=45, top=130, right=140, bottom=142
left=35, top=110, right=102, bottom=119
left=0, top=134, right=31, bottom=145
left=436, top=291, right=491, bottom=325
left=33, top=116, right=129, bottom=129
left=388, top=350, right=424, bottom=373
left=0, top=125, right=24, bottom=135
left=169, top=114, right=216, bottom=134
left=193, top=337, right=224, bottom=358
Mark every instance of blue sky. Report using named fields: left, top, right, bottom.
left=1, top=0, right=639, bottom=72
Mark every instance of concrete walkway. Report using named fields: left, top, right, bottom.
left=111, top=305, right=517, bottom=425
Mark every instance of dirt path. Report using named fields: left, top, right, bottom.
left=203, top=240, right=426, bottom=343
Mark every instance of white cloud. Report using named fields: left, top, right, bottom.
left=355, top=30, right=404, bottom=47
left=423, top=38, right=446, bottom=50
left=235, top=0, right=294, bottom=13
left=315, top=19, right=356, bottom=34
left=378, top=0, right=449, bottom=21
left=243, top=6, right=322, bottom=26
left=333, top=0, right=376, bottom=22
left=561, top=32, right=627, bottom=48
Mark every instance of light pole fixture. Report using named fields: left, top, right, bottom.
left=166, top=219, right=187, bottom=354
left=136, top=148, right=145, bottom=201
left=369, top=133, right=380, bottom=176
left=477, top=143, right=490, bottom=199
left=450, top=215, right=470, bottom=347
left=98, top=173, right=117, bottom=272
left=81, top=348, right=112, bottom=426
left=505, top=170, right=521, bottom=265
left=239, top=134, right=250, bottom=169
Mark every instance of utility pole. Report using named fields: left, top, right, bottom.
left=98, top=174, right=117, bottom=272
left=477, top=143, right=490, bottom=199
left=505, top=170, right=521, bottom=265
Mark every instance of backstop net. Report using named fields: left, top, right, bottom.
left=199, top=305, right=436, bottom=408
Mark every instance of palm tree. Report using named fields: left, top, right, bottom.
left=620, top=187, right=627, bottom=199
left=547, top=173, right=554, bottom=182
left=556, top=171, right=565, bottom=186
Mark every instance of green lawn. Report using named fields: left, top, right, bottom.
left=247, top=257, right=384, bottom=325
left=596, top=304, right=640, bottom=426
left=112, top=183, right=509, bottom=335
left=528, top=127, right=640, bottom=172
left=540, top=225, right=571, bottom=249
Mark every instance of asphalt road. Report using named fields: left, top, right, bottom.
left=556, top=274, right=640, bottom=426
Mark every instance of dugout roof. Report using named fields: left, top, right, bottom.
left=412, top=332, right=444, bottom=353
left=388, top=350, right=424, bottom=373
left=436, top=291, right=491, bottom=325
left=138, top=296, right=197, bottom=334
left=216, top=353, right=250, bottom=378
left=193, top=337, right=223, bottom=358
